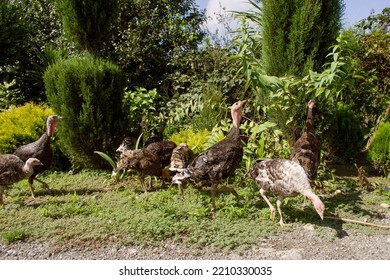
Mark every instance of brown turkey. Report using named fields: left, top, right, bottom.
left=116, top=137, right=176, bottom=169
left=169, top=143, right=195, bottom=173
left=248, top=158, right=325, bottom=226
left=145, top=140, right=177, bottom=168
left=0, top=154, right=43, bottom=206
left=112, top=148, right=169, bottom=193
left=172, top=100, right=246, bottom=213
left=14, top=115, right=61, bottom=197
left=116, top=136, right=137, bottom=153
left=291, top=99, right=320, bottom=181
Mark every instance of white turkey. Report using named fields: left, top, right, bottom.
left=0, top=154, right=43, bottom=206
left=14, top=115, right=61, bottom=197
left=248, top=158, right=325, bottom=226
left=172, top=100, right=246, bottom=213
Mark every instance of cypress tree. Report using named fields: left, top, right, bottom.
left=261, top=0, right=344, bottom=77
left=56, top=0, right=118, bottom=55
left=44, top=56, right=127, bottom=169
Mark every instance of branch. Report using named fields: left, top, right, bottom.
left=325, top=216, right=390, bottom=229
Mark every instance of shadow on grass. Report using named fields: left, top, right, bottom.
left=284, top=188, right=387, bottom=238
left=23, top=187, right=108, bottom=208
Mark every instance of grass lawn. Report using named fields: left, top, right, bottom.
left=1, top=168, right=389, bottom=251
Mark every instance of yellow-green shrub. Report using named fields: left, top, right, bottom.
left=0, top=103, right=54, bottom=153
left=169, top=129, right=210, bottom=155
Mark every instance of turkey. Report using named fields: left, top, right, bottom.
left=116, top=137, right=176, bottom=169
left=112, top=148, right=169, bottom=193
left=172, top=100, right=246, bottom=213
left=169, top=143, right=195, bottom=173
left=248, top=158, right=325, bottom=226
left=145, top=140, right=177, bottom=168
left=14, top=115, right=61, bottom=198
left=0, top=154, right=43, bottom=206
left=116, top=136, right=137, bottom=153
left=291, top=99, right=320, bottom=181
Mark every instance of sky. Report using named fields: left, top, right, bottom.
left=195, top=0, right=389, bottom=34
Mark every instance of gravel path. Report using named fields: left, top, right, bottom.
left=1, top=224, right=389, bottom=260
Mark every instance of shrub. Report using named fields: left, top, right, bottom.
left=325, top=103, right=364, bottom=162
left=0, top=80, right=23, bottom=111
left=368, top=122, right=390, bottom=175
left=0, top=103, right=68, bottom=170
left=122, top=87, right=166, bottom=143
left=169, top=129, right=210, bottom=155
left=44, top=56, right=127, bottom=169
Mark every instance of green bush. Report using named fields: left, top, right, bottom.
left=368, top=122, right=390, bottom=175
left=44, top=56, right=127, bottom=169
left=122, top=87, right=166, bottom=143
left=169, top=129, right=210, bottom=155
left=0, top=103, right=68, bottom=170
left=325, top=103, right=364, bottom=162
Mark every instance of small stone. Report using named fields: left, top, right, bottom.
left=128, top=248, right=138, bottom=255
left=335, top=190, right=342, bottom=194
left=384, top=186, right=390, bottom=192
left=303, top=224, right=315, bottom=231
left=280, top=249, right=302, bottom=260
left=380, top=203, right=390, bottom=209
left=387, top=237, right=390, bottom=243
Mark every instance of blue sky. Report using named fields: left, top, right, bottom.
left=195, top=0, right=389, bottom=33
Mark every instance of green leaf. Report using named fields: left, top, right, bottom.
left=94, top=151, right=116, bottom=170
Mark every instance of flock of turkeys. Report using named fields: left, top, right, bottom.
left=0, top=100, right=324, bottom=225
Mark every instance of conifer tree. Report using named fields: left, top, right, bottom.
left=261, top=0, right=344, bottom=77
left=56, top=0, right=118, bottom=55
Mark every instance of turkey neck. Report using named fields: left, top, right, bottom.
left=47, top=119, right=59, bottom=137
left=22, top=162, right=35, bottom=178
left=232, top=107, right=243, bottom=128
left=229, top=106, right=243, bottom=140
left=305, top=105, right=314, bottom=133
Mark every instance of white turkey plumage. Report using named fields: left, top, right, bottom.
left=0, top=154, right=43, bottom=206
left=172, top=100, right=246, bottom=213
left=248, top=158, right=325, bottom=226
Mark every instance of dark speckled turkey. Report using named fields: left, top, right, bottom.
left=291, top=100, right=320, bottom=181
left=14, top=115, right=61, bottom=197
left=145, top=140, right=177, bottom=168
left=0, top=154, right=43, bottom=205
left=169, top=143, right=195, bottom=173
left=249, top=159, right=325, bottom=226
left=172, top=100, right=246, bottom=213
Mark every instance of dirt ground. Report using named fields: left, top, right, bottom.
left=1, top=223, right=389, bottom=260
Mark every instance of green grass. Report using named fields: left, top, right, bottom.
left=0, top=169, right=389, bottom=251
